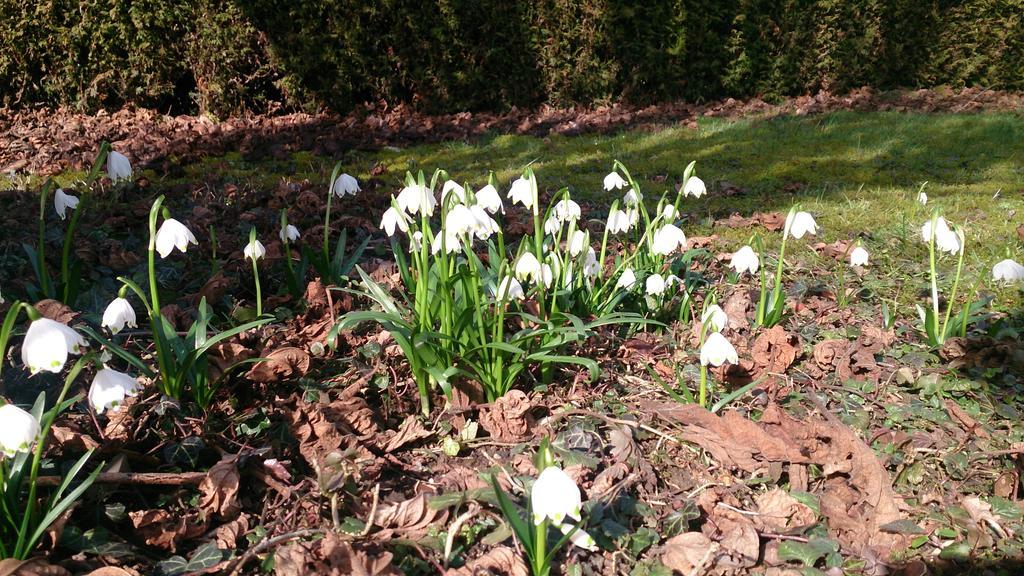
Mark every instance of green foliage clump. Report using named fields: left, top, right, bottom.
left=2, top=0, right=1023, bottom=116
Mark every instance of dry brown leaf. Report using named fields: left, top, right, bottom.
left=963, top=495, right=1012, bottom=547
left=208, top=341, right=256, bottom=382
left=591, top=462, right=630, bottom=498
left=33, top=300, right=76, bottom=324
left=128, top=509, right=206, bottom=552
left=751, top=326, right=800, bottom=376
left=381, top=416, right=433, bottom=453
left=195, top=272, right=232, bottom=306
left=214, top=515, right=250, bottom=550
left=246, top=347, right=311, bottom=383
left=662, top=532, right=717, bottom=574
left=478, top=390, right=533, bottom=442
left=707, top=507, right=760, bottom=569
left=720, top=289, right=753, bottom=331
left=199, top=456, right=241, bottom=519
left=275, top=533, right=399, bottom=576
left=372, top=493, right=447, bottom=539
left=754, top=488, right=817, bottom=532
left=83, top=569, right=139, bottom=576
left=0, top=559, right=70, bottom=576
left=446, top=546, right=529, bottom=576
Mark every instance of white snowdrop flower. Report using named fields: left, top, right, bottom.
left=106, top=151, right=133, bottom=181
left=380, top=206, right=410, bottom=237
left=555, top=521, right=598, bottom=552
left=701, top=304, right=729, bottom=332
left=606, top=208, right=632, bottom=234
left=921, top=217, right=962, bottom=254
left=475, top=184, right=504, bottom=214
left=431, top=230, right=462, bottom=255
left=623, top=188, right=642, bottom=207
left=700, top=331, right=738, bottom=367
left=645, top=274, right=666, bottom=295
left=514, top=252, right=542, bottom=282
left=397, top=183, right=436, bottom=216
left=544, top=216, right=561, bottom=236
left=627, top=207, right=639, bottom=226
left=469, top=204, right=500, bottom=240
left=244, top=237, right=266, bottom=261
left=849, top=246, right=869, bottom=267
left=54, top=188, right=80, bottom=220
left=616, top=268, right=637, bottom=290
left=568, top=230, right=588, bottom=256
left=495, top=276, right=525, bottom=301
left=683, top=176, right=707, bottom=198
left=918, top=191, right=928, bottom=205
left=154, top=218, right=198, bottom=258
left=332, top=173, right=360, bottom=196
left=604, top=171, right=627, bottom=191
left=651, top=224, right=687, bottom=255
left=539, top=263, right=553, bottom=288
left=531, top=466, right=583, bottom=525
left=665, top=274, right=681, bottom=287
left=662, top=204, right=678, bottom=221
left=88, top=368, right=142, bottom=415
left=553, top=199, right=581, bottom=222
left=0, top=404, right=40, bottom=457
left=280, top=224, right=301, bottom=243
left=102, top=297, right=137, bottom=334
left=441, top=180, right=466, bottom=205
left=992, top=259, right=1024, bottom=282
left=730, top=245, right=759, bottom=275
left=445, top=204, right=476, bottom=236
left=21, top=318, right=88, bottom=375
left=784, top=211, right=818, bottom=240
left=508, top=176, right=534, bottom=210
left=583, top=248, right=600, bottom=279
left=408, top=231, right=423, bottom=252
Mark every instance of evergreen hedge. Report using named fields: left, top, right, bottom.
left=2, top=0, right=1021, bottom=116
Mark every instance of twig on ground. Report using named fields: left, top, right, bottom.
left=227, top=528, right=324, bottom=576
left=359, top=483, right=381, bottom=537
left=443, top=505, right=480, bottom=568
left=35, top=471, right=207, bottom=487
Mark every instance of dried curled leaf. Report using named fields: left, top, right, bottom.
left=199, top=456, right=241, bottom=519
left=446, top=546, right=529, bottom=576
left=478, top=390, right=533, bottom=442
left=247, top=347, right=311, bottom=383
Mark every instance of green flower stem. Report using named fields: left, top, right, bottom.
left=940, top=236, right=966, bottom=341
left=699, top=364, right=709, bottom=408
left=60, top=194, right=86, bottom=304
left=36, top=182, right=52, bottom=298
left=927, top=213, right=940, bottom=341
left=146, top=196, right=172, bottom=396
left=251, top=259, right=263, bottom=317
left=14, top=355, right=90, bottom=558
left=533, top=519, right=549, bottom=576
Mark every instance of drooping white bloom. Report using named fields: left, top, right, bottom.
left=730, top=245, right=759, bottom=275
left=645, top=274, right=666, bottom=295
left=992, top=259, right=1024, bottom=282
left=652, top=224, right=687, bottom=255
left=495, top=276, right=525, bottom=301
left=380, top=206, right=410, bottom=237
left=784, top=211, right=818, bottom=240
left=397, top=183, right=436, bottom=216
left=469, top=204, right=500, bottom=240
left=21, top=318, right=88, bottom=375
left=154, top=218, right=198, bottom=258
left=623, top=188, right=642, bottom=207
left=54, top=188, right=80, bottom=220
left=553, top=199, right=581, bottom=222
left=102, top=297, right=137, bottom=334
left=531, top=466, right=583, bottom=525
left=849, top=246, right=869, bottom=266
left=918, top=191, right=928, bottom=205
left=607, top=208, right=632, bottom=234
left=921, top=217, right=962, bottom=254
left=475, top=184, right=504, bottom=214
left=515, top=252, right=542, bottom=282
left=244, top=237, right=267, bottom=261
left=106, top=151, right=133, bottom=181
left=508, top=177, right=534, bottom=210
left=701, top=305, right=729, bottom=332
left=604, top=171, right=627, bottom=191
left=332, top=173, right=360, bottom=196
left=583, top=248, right=600, bottom=278
left=539, top=264, right=554, bottom=288
left=568, top=230, right=588, bottom=256
left=431, top=230, right=462, bottom=255
left=662, top=204, right=678, bottom=221
left=544, top=216, right=561, bottom=236
left=0, top=404, right=40, bottom=457
left=683, top=176, right=707, bottom=198
left=88, top=368, right=142, bottom=415
left=616, top=268, right=637, bottom=290
left=700, top=332, right=738, bottom=367
left=445, top=204, right=476, bottom=236
left=280, top=224, right=301, bottom=242
left=441, top=180, right=466, bottom=205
